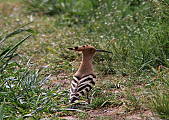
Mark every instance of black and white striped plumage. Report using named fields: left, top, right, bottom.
left=70, top=74, right=96, bottom=103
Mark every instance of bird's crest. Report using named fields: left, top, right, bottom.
left=68, top=45, right=95, bottom=52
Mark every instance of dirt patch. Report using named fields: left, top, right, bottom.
left=0, top=2, right=22, bottom=16
left=87, top=106, right=124, bottom=120
left=59, top=116, right=78, bottom=120
left=87, top=107, right=159, bottom=120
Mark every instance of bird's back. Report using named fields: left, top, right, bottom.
left=70, top=74, right=96, bottom=103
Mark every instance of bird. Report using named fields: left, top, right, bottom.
left=68, top=45, right=112, bottom=104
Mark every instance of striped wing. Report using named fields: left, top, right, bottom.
left=70, top=74, right=96, bottom=103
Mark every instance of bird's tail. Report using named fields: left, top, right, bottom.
left=69, top=93, right=79, bottom=103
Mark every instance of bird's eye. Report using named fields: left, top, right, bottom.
left=83, top=45, right=85, bottom=47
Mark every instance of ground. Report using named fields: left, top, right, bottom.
left=0, top=0, right=162, bottom=120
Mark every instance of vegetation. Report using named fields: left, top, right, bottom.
left=0, top=0, right=169, bottom=119
left=0, top=25, right=70, bottom=119
left=25, top=0, right=169, bottom=74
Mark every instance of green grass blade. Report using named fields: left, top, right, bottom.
left=0, top=34, right=31, bottom=61
left=0, top=104, right=3, bottom=120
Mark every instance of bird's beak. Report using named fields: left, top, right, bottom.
left=67, top=48, right=74, bottom=50
left=96, top=49, right=112, bottom=53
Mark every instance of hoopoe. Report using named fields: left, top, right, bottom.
left=68, top=45, right=112, bottom=104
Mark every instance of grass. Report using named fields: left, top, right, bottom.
left=152, top=94, right=169, bottom=119
left=0, top=25, right=71, bottom=119
left=0, top=0, right=21, bottom=2
left=149, top=67, right=169, bottom=119
left=0, top=0, right=169, bottom=119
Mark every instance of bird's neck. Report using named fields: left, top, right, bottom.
left=75, top=54, right=94, bottom=77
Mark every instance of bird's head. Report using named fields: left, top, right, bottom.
left=68, top=45, right=112, bottom=55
